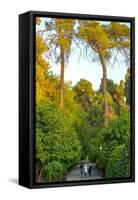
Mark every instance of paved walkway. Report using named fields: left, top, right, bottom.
left=66, top=162, right=103, bottom=181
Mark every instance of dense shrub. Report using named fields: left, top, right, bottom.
left=36, top=102, right=81, bottom=181
left=43, top=161, right=66, bottom=182
left=106, top=144, right=130, bottom=178
left=90, top=112, right=130, bottom=177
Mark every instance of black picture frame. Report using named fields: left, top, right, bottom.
left=19, top=10, right=135, bottom=189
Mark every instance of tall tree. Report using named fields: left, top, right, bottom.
left=77, top=21, right=130, bottom=126
left=40, top=18, right=76, bottom=108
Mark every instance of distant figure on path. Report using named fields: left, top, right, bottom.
left=88, top=163, right=92, bottom=177
left=80, top=162, right=84, bottom=178
left=84, top=163, right=88, bottom=178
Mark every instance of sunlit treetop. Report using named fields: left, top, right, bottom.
left=55, top=19, right=75, bottom=52
left=39, top=18, right=76, bottom=64
left=78, top=21, right=110, bottom=55
left=77, top=21, right=130, bottom=60
left=105, top=22, right=130, bottom=58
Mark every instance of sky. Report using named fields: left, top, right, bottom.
left=36, top=17, right=130, bottom=91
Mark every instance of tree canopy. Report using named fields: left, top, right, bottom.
left=35, top=18, right=131, bottom=182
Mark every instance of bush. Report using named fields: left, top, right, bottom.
left=36, top=102, right=81, bottom=181
left=105, top=144, right=130, bottom=178
left=93, top=111, right=130, bottom=177
left=44, top=161, right=66, bottom=182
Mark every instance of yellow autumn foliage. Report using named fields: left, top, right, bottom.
left=36, top=64, right=60, bottom=105
left=36, top=31, right=60, bottom=105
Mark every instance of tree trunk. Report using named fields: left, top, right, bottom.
left=36, top=166, right=39, bottom=182
left=60, top=45, right=65, bottom=109
left=99, top=54, right=108, bottom=127
left=37, top=166, right=44, bottom=183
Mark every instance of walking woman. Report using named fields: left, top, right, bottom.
left=84, top=163, right=88, bottom=178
